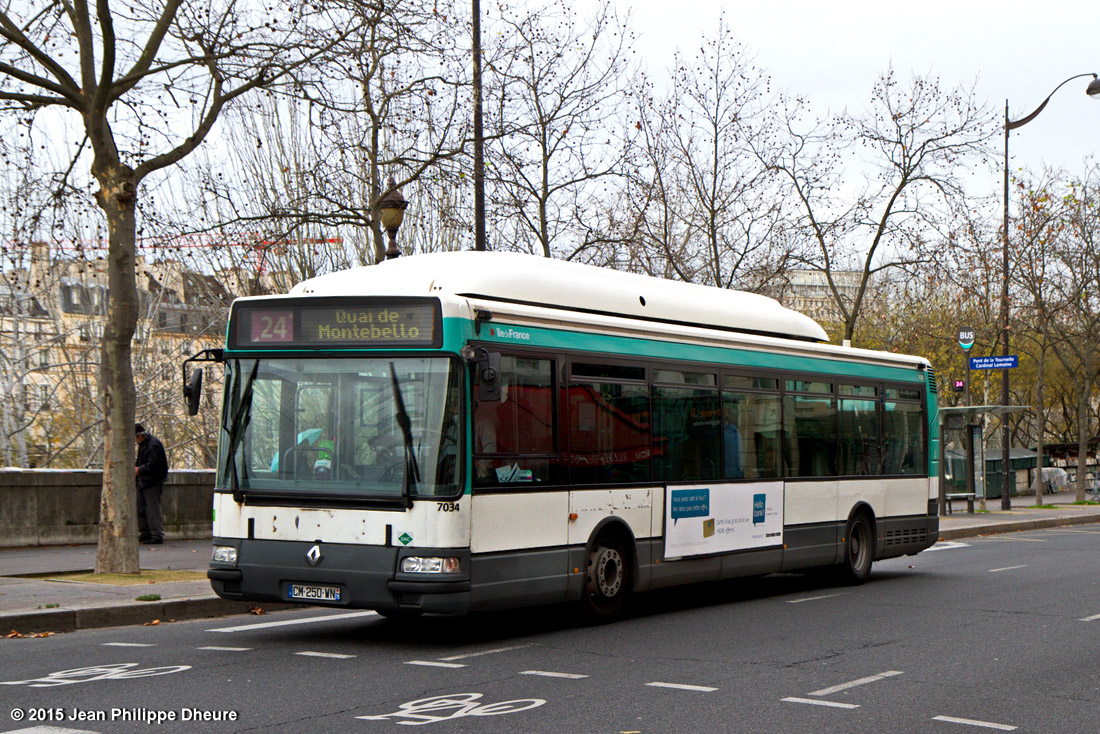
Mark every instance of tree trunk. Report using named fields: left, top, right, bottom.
left=1076, top=389, right=1089, bottom=503
left=1033, top=337, right=1046, bottom=507
left=94, top=169, right=141, bottom=575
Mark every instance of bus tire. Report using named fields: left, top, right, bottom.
left=837, top=511, right=874, bottom=584
left=582, top=534, right=631, bottom=620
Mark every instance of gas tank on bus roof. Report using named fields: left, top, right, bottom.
left=291, top=251, right=829, bottom=343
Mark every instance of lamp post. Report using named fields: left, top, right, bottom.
left=379, top=176, right=409, bottom=260
left=1000, top=73, right=1100, bottom=509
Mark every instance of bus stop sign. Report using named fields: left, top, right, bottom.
left=969, top=355, right=1019, bottom=370
left=958, top=328, right=975, bottom=350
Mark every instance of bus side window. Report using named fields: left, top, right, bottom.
left=474, top=355, right=558, bottom=485
left=654, top=385, right=719, bottom=481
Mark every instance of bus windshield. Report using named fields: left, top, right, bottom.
left=219, top=356, right=462, bottom=499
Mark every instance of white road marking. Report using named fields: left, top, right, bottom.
left=809, top=670, right=903, bottom=696
left=988, top=565, right=1027, bottom=573
left=1044, top=529, right=1100, bottom=534
left=933, top=714, right=1017, bottom=730
left=974, top=537, right=1046, bottom=542
left=5, top=727, right=100, bottom=733
left=1078, top=613, right=1100, bottom=622
left=782, top=696, right=860, bottom=709
left=206, top=610, right=378, bottom=632
left=645, top=682, right=717, bottom=692
left=295, top=651, right=357, bottom=659
left=521, top=670, right=589, bottom=679
left=406, top=660, right=467, bottom=668
left=101, top=642, right=154, bottom=647
left=926, top=541, right=971, bottom=552
left=439, top=644, right=532, bottom=660
left=787, top=592, right=845, bottom=604
left=198, top=646, right=252, bottom=651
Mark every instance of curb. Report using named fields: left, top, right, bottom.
left=937, top=512, right=1100, bottom=541
left=2, top=597, right=297, bottom=635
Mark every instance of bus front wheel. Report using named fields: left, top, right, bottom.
left=837, top=512, right=874, bottom=584
left=582, top=535, right=631, bottom=620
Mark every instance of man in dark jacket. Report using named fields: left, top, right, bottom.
left=135, top=423, right=169, bottom=544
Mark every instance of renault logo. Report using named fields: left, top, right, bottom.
left=306, top=544, right=323, bottom=566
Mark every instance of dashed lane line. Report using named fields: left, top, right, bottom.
left=405, top=660, right=466, bottom=668
left=645, top=682, right=717, bottom=692
left=206, top=610, right=378, bottom=632
left=438, top=644, right=533, bottom=660
left=521, top=670, right=589, bottom=679
left=198, top=646, right=252, bottom=651
left=1078, top=613, right=1100, bottom=622
left=101, top=642, right=155, bottom=647
left=786, top=592, right=845, bottom=604
left=809, top=670, right=903, bottom=696
left=932, top=714, right=1017, bottom=730
left=782, top=697, right=860, bottom=709
left=296, top=651, right=357, bottom=659
left=988, top=565, right=1027, bottom=573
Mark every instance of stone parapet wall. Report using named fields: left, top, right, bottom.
left=0, top=469, right=215, bottom=547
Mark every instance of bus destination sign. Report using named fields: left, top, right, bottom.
left=231, top=298, right=440, bottom=349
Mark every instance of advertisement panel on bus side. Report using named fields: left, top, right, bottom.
left=664, top=482, right=783, bottom=559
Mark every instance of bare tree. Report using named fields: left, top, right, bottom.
left=758, top=69, right=996, bottom=343
left=485, top=0, right=636, bottom=259
left=0, top=1, right=358, bottom=572
left=158, top=0, right=475, bottom=275
left=1031, top=165, right=1100, bottom=501
left=619, top=18, right=788, bottom=290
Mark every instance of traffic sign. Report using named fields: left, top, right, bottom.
left=969, top=355, right=1018, bottom=370
left=958, top=327, right=976, bottom=350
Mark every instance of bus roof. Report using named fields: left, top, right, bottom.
left=290, top=251, right=829, bottom=343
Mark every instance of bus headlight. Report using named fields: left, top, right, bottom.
left=401, top=556, right=461, bottom=574
left=212, top=546, right=238, bottom=564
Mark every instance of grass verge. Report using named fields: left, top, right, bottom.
left=45, top=569, right=207, bottom=586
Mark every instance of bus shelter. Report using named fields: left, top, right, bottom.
left=937, top=405, right=1030, bottom=517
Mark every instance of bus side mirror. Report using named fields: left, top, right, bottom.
left=181, top=348, right=222, bottom=416
left=477, top=351, right=502, bottom=402
left=184, top=368, right=203, bottom=416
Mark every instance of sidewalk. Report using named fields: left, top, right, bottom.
left=2, top=494, right=1099, bottom=635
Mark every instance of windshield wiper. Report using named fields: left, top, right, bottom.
left=389, top=362, right=420, bottom=507
left=225, top=360, right=259, bottom=503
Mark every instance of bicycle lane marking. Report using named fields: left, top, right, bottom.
left=0, top=663, right=191, bottom=688
left=356, top=693, right=545, bottom=725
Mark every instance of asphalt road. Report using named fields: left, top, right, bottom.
left=2, top=524, right=1099, bottom=734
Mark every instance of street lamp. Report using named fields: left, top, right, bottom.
left=379, top=176, right=409, bottom=260
left=1000, top=73, right=1100, bottom=509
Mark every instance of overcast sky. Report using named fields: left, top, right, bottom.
left=628, top=0, right=1099, bottom=194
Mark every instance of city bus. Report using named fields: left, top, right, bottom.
left=186, top=251, right=939, bottom=619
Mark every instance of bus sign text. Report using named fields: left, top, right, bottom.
left=230, top=298, right=440, bottom=349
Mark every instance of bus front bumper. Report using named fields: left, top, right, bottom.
left=207, top=538, right=472, bottom=615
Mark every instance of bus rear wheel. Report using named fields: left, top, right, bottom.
left=582, top=536, right=631, bottom=620
left=837, top=512, right=874, bottom=584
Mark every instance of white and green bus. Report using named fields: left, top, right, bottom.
left=189, top=251, right=939, bottom=619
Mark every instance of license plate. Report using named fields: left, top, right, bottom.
left=288, top=583, right=342, bottom=602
